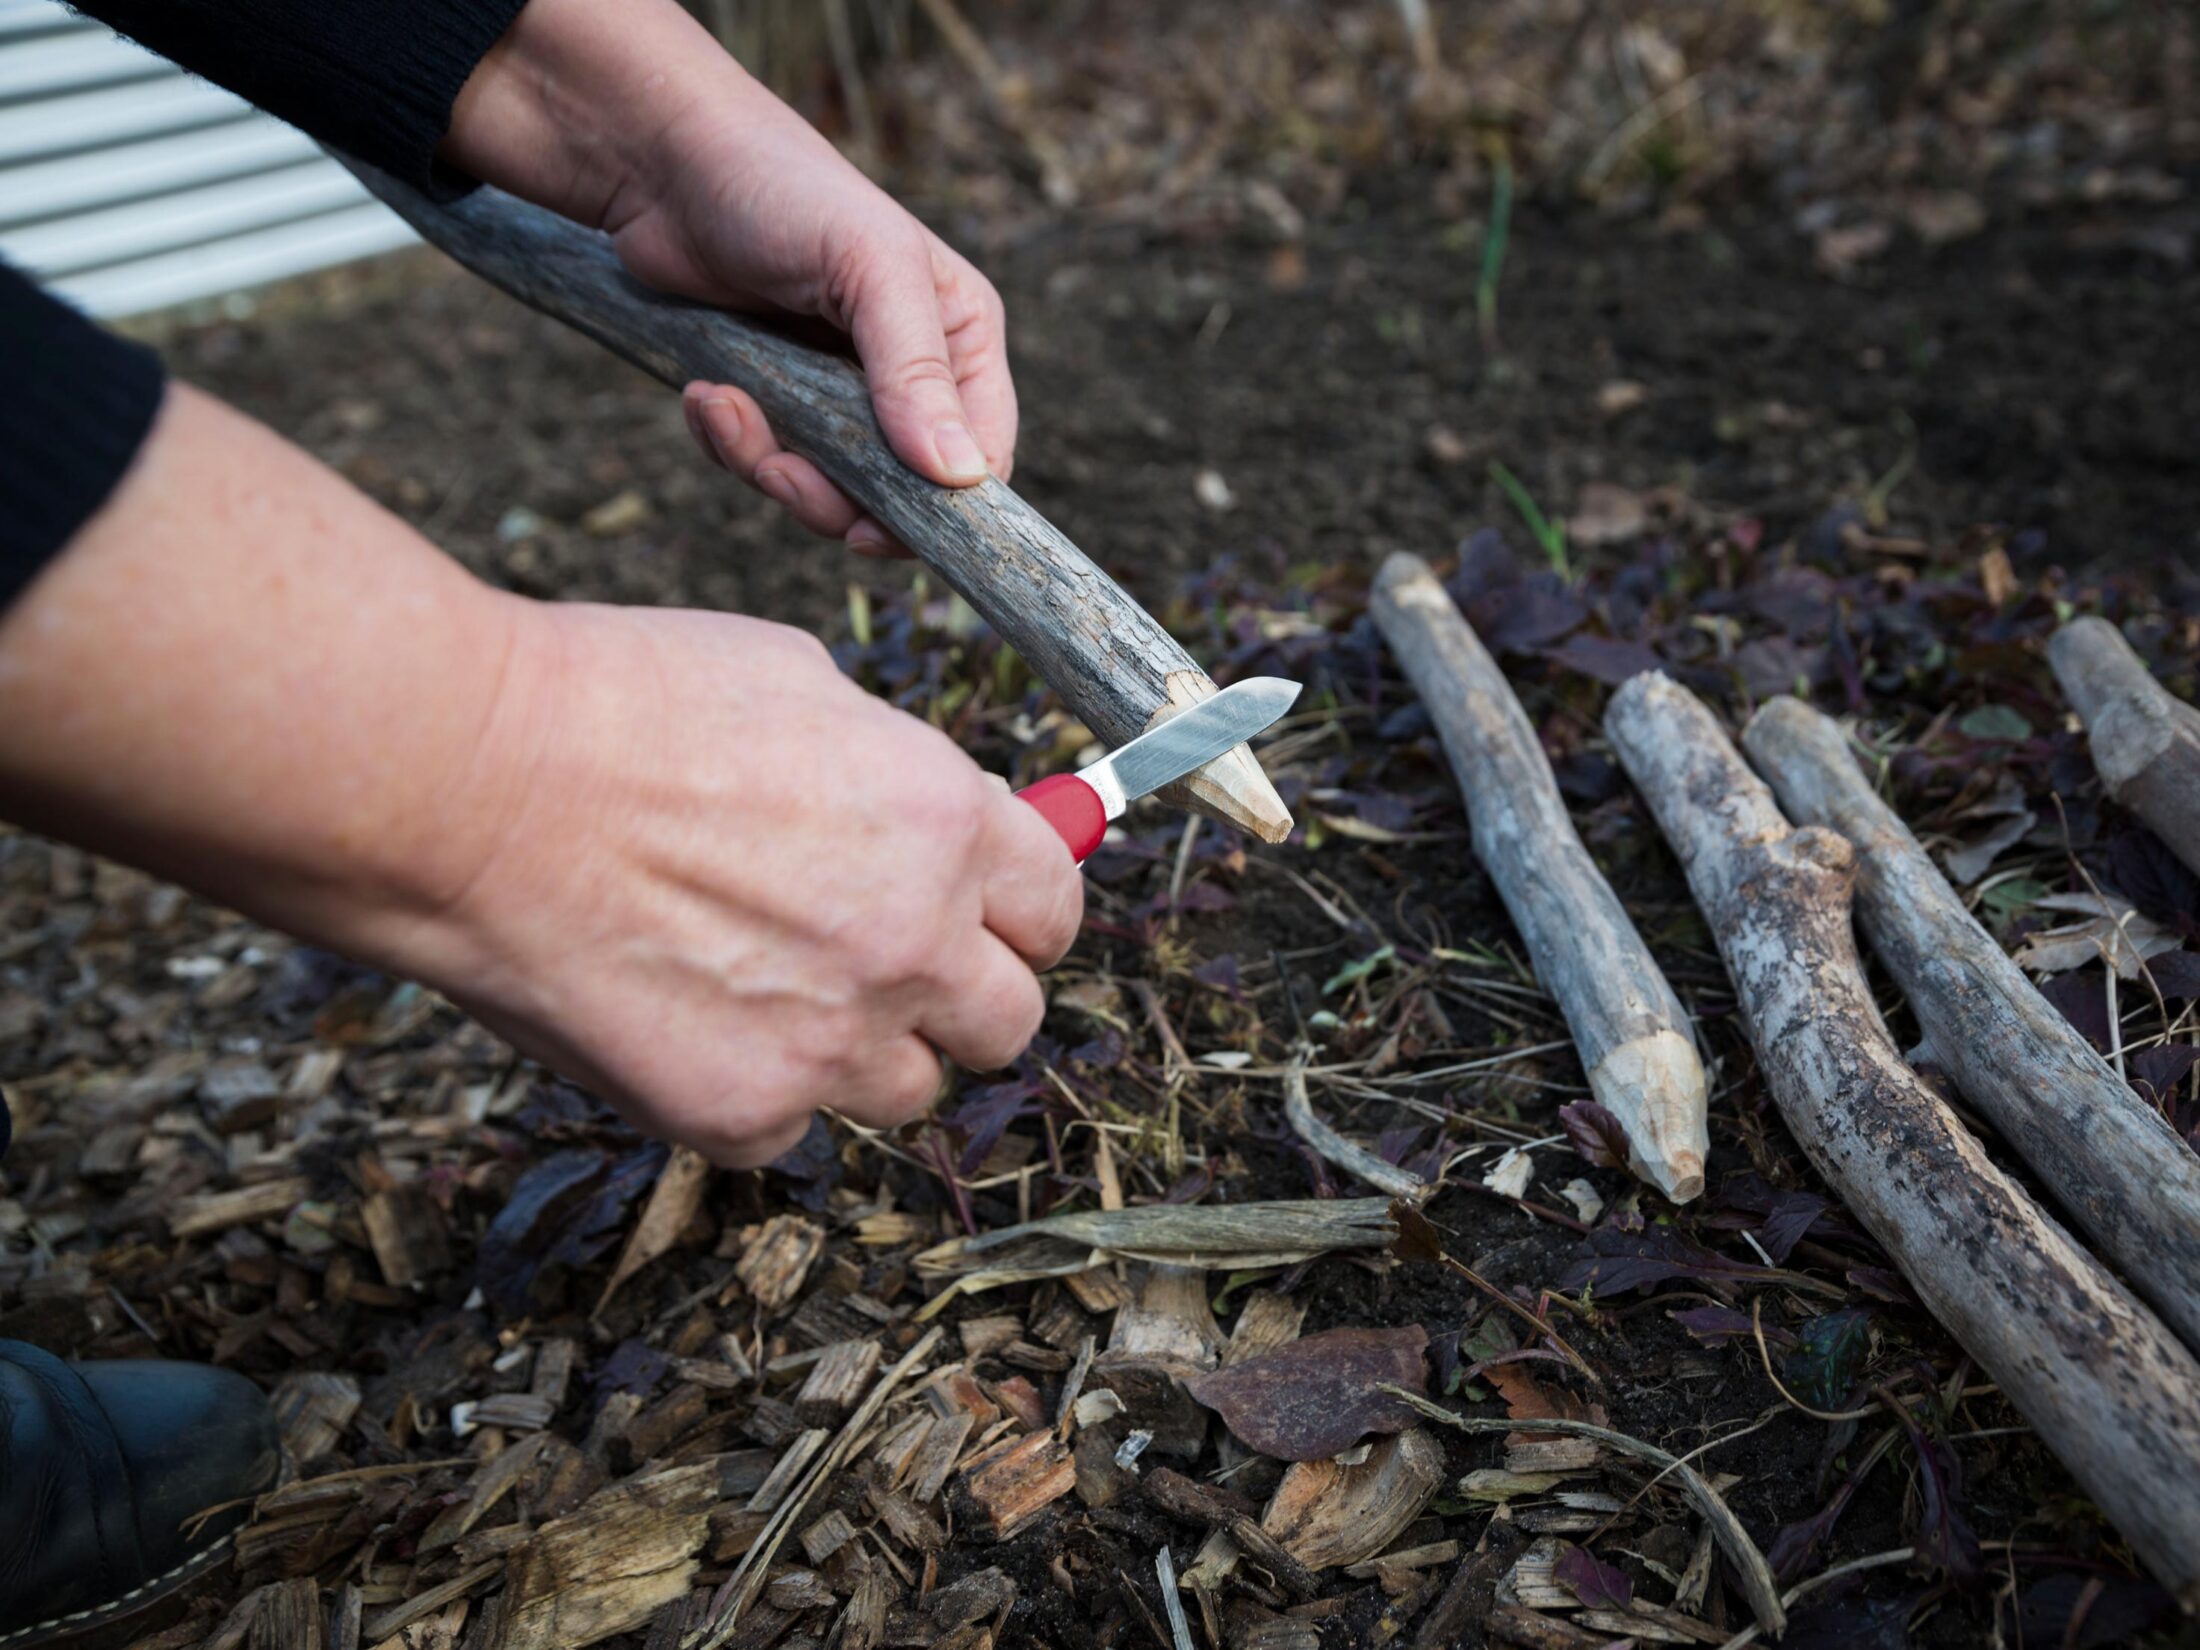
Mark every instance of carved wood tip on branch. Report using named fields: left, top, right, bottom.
left=1370, top=555, right=1708, bottom=1203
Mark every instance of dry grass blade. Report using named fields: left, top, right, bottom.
left=912, top=1199, right=1396, bottom=1313
left=1380, top=1386, right=1785, bottom=1635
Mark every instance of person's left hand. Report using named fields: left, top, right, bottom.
left=612, top=89, right=1015, bottom=558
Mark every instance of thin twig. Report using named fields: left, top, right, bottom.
left=1709, top=1548, right=1918, bottom=1650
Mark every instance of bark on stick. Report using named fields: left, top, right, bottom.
left=1745, top=696, right=2200, bottom=1357
left=1371, top=554, right=1708, bottom=1200
left=2050, top=616, right=2200, bottom=878
left=1607, top=672, right=2200, bottom=1609
left=336, top=155, right=1291, bottom=843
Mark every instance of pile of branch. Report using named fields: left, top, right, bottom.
left=1605, top=672, right=2200, bottom=1609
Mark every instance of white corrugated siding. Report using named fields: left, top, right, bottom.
left=0, top=1, right=416, bottom=316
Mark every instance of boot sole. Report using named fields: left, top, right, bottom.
left=0, top=1529, right=236, bottom=1649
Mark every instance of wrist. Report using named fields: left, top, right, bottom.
left=443, top=0, right=758, bottom=232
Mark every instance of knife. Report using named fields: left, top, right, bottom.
left=1017, top=677, right=1301, bottom=862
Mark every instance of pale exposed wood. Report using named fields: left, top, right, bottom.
left=2051, top=616, right=2200, bottom=876
left=795, top=1338, right=883, bottom=1425
left=1103, top=1263, right=1223, bottom=1370
left=496, top=1462, right=715, bottom=1650
left=958, top=1428, right=1077, bottom=1537
left=270, top=1371, right=361, bottom=1466
left=1605, top=671, right=2200, bottom=1610
left=249, top=1578, right=324, bottom=1650
left=1371, top=554, right=1708, bottom=1200
left=733, top=1214, right=825, bottom=1313
left=170, top=1176, right=306, bottom=1239
left=1222, top=1290, right=1305, bottom=1366
left=1257, top=1428, right=1444, bottom=1571
left=361, top=1182, right=449, bottom=1288
left=1745, top=695, right=2200, bottom=1355
left=336, top=157, right=1289, bottom=844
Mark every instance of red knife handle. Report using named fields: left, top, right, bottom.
left=1017, top=773, right=1106, bottom=864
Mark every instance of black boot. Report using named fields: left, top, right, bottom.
left=0, top=1341, right=282, bottom=1647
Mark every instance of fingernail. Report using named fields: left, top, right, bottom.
left=934, top=421, right=988, bottom=484
left=846, top=520, right=891, bottom=554
left=756, top=467, right=799, bottom=510
left=700, top=397, right=738, bottom=468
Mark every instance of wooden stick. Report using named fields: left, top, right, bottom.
left=335, top=156, right=1290, bottom=844
left=1744, top=696, right=2200, bottom=1356
left=1371, top=554, right=1708, bottom=1200
left=2050, top=616, right=2200, bottom=877
left=1605, top=672, right=2200, bottom=1610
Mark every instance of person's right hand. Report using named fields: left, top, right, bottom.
left=393, top=601, right=1084, bottom=1167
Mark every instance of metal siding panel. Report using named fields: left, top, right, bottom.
left=1, top=160, right=371, bottom=276
left=0, top=29, right=168, bottom=100
left=2, top=120, right=319, bottom=226
left=0, top=25, right=419, bottom=315
left=0, top=76, right=248, bottom=165
left=45, top=202, right=418, bottom=316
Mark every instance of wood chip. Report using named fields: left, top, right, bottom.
left=1259, top=1429, right=1445, bottom=1571
left=959, top=1428, right=1075, bottom=1538
left=171, top=1177, right=308, bottom=1239
left=734, top=1214, right=825, bottom=1314
left=795, top=1339, right=882, bottom=1426
left=270, top=1372, right=361, bottom=1466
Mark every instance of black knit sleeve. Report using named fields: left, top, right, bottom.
left=0, top=265, right=165, bottom=610
left=71, top=0, right=532, bottom=197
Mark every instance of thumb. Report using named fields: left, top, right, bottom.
left=843, top=244, right=991, bottom=487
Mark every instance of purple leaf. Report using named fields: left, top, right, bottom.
left=1553, top=1544, right=1633, bottom=1611
left=1672, top=1305, right=1795, bottom=1350
left=2039, top=970, right=2114, bottom=1050
left=1891, top=1404, right=1984, bottom=1587
left=2131, top=1044, right=2200, bottom=1108
left=1556, top=1224, right=1779, bottom=1298
left=1445, top=528, right=1520, bottom=602
left=1544, top=632, right=1662, bottom=686
left=2146, top=950, right=2200, bottom=1000
left=1467, top=585, right=1588, bottom=655
left=767, top=1116, right=842, bottom=1213
left=477, top=1143, right=669, bottom=1318
left=1559, top=1100, right=1631, bottom=1170
left=2108, top=829, right=2200, bottom=936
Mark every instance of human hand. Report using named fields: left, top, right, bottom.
left=446, top=0, right=1015, bottom=556
left=393, top=601, right=1081, bottom=1166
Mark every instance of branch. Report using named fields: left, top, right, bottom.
left=1745, top=695, right=2200, bottom=1356
left=2051, top=616, right=2200, bottom=877
left=1371, top=554, right=1707, bottom=1199
left=336, top=154, right=1289, bottom=844
left=1607, top=672, right=2200, bottom=1611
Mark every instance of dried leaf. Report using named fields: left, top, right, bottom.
left=1184, top=1326, right=1428, bottom=1461
left=596, top=1146, right=712, bottom=1316
left=1552, top=1543, right=1633, bottom=1611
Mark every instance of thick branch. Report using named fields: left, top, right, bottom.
left=1745, top=696, right=2200, bottom=1356
left=1371, top=555, right=1707, bottom=1200
left=2051, top=617, right=2200, bottom=877
left=336, top=155, right=1290, bottom=844
left=1607, top=673, right=2200, bottom=1610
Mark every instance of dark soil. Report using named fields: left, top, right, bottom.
left=161, top=179, right=2198, bottom=646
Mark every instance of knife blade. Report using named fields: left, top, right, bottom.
left=1017, top=676, right=1301, bottom=862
